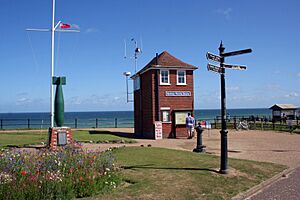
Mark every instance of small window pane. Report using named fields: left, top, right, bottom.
left=161, top=70, right=169, bottom=84
left=162, top=110, right=170, bottom=122
left=177, top=71, right=186, bottom=84
left=134, top=77, right=140, bottom=91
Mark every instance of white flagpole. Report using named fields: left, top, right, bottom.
left=26, top=0, right=79, bottom=128
left=50, top=0, right=55, bottom=127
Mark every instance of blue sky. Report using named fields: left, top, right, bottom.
left=1, top=0, right=299, bottom=113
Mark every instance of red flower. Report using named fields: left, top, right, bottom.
left=21, top=170, right=25, bottom=177
left=30, top=175, right=36, bottom=181
left=79, top=176, right=84, bottom=181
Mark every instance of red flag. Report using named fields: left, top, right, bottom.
left=59, top=23, right=71, bottom=29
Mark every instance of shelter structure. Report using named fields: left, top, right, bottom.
left=269, top=104, right=298, bottom=121
left=131, top=51, right=198, bottom=139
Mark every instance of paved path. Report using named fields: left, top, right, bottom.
left=248, top=167, right=300, bottom=200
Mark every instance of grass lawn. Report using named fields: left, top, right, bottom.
left=89, top=147, right=287, bottom=200
left=0, top=131, right=47, bottom=147
left=72, top=130, right=136, bottom=144
left=0, top=130, right=135, bottom=147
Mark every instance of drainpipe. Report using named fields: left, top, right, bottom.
left=139, top=76, right=143, bottom=137
left=155, top=53, right=161, bottom=121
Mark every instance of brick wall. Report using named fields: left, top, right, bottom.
left=134, top=69, right=195, bottom=139
left=158, top=70, right=194, bottom=138
left=134, top=70, right=156, bottom=139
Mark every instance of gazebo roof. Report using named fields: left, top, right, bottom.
left=269, top=104, right=298, bottom=110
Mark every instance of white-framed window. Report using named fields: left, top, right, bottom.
left=177, top=70, right=186, bottom=85
left=134, top=76, right=140, bottom=91
left=160, top=70, right=170, bottom=85
left=161, top=107, right=171, bottom=122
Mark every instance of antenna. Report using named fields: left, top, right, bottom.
left=124, top=39, right=127, bottom=59
left=123, top=37, right=142, bottom=73
left=140, top=37, right=143, bottom=53
left=132, top=38, right=142, bottom=73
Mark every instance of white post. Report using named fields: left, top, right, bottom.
left=26, top=0, right=79, bottom=128
left=50, top=0, right=55, bottom=127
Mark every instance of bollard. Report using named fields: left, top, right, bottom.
left=28, top=119, right=30, bottom=129
left=75, top=118, right=78, bottom=129
left=115, top=118, right=117, bottom=128
left=233, top=117, right=236, bottom=130
left=193, top=125, right=206, bottom=153
left=96, top=118, right=98, bottom=128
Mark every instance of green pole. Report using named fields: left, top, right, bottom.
left=53, top=76, right=66, bottom=127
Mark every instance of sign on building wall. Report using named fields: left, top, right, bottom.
left=154, top=121, right=163, bottom=139
left=175, top=112, right=189, bottom=125
left=165, top=91, right=191, bottom=97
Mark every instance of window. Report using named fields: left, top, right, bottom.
left=160, top=70, right=170, bottom=85
left=177, top=70, right=186, bottom=85
left=134, top=76, right=140, bottom=91
left=162, top=110, right=171, bottom=122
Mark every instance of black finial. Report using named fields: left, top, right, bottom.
left=219, top=40, right=225, bottom=53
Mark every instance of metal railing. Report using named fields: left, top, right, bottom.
left=196, top=116, right=299, bottom=132
left=0, top=115, right=298, bottom=133
left=0, top=118, right=134, bottom=130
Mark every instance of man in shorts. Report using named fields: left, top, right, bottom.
left=186, top=113, right=195, bottom=139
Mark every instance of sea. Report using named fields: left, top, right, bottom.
left=0, top=108, right=271, bottom=130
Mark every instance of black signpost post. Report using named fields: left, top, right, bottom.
left=207, top=41, right=252, bottom=174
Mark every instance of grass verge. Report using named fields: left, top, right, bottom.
left=0, top=130, right=135, bottom=147
left=72, top=130, right=136, bottom=144
left=90, top=147, right=287, bottom=200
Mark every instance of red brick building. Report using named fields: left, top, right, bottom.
left=131, top=51, right=197, bottom=139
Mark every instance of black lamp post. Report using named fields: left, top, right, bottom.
left=219, top=42, right=228, bottom=174
left=206, top=42, right=252, bottom=174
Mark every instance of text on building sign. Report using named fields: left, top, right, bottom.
left=165, top=91, right=191, bottom=96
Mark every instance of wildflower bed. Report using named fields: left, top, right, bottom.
left=0, top=146, right=120, bottom=199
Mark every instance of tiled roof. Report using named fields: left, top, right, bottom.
left=134, top=51, right=197, bottom=76
left=269, top=104, right=298, bottom=110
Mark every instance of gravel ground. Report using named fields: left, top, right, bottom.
left=82, top=128, right=300, bottom=168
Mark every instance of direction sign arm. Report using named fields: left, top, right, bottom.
left=223, top=63, right=247, bottom=70
left=221, top=49, right=252, bottom=57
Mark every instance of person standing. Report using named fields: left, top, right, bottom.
left=186, top=113, right=195, bottom=139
